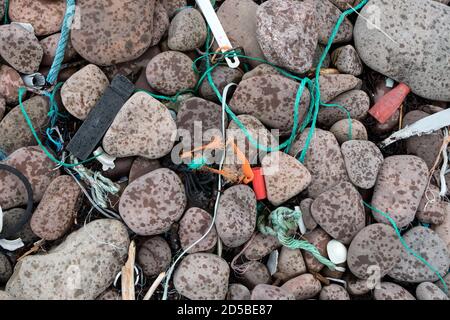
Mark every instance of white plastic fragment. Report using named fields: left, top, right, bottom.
left=295, top=206, right=307, bottom=235
left=0, top=238, right=25, bottom=251
left=326, top=277, right=348, bottom=289
left=327, top=240, right=347, bottom=265
left=93, top=146, right=116, bottom=171
left=439, top=129, right=449, bottom=197
left=21, top=73, right=46, bottom=89
left=267, top=250, right=279, bottom=276
left=195, top=0, right=240, bottom=69
left=385, top=78, right=395, bottom=88
left=11, top=22, right=35, bottom=34
left=380, top=108, right=450, bottom=148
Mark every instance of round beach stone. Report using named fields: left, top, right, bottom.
left=416, top=282, right=448, bottom=300
left=318, top=74, right=362, bottom=103
left=97, top=288, right=121, bottom=300
left=119, top=168, right=186, bottom=236
left=348, top=223, right=402, bottom=279
left=354, top=0, right=450, bottom=101
left=0, top=253, right=12, bottom=284
left=129, top=157, right=161, bottom=183
left=0, top=96, right=49, bottom=155
left=0, top=65, right=24, bottom=104
left=281, top=273, right=322, bottom=300
left=103, top=92, right=177, bottom=159
left=371, top=155, right=429, bottom=228
left=229, top=74, right=310, bottom=132
left=374, top=282, right=416, bottom=301
left=40, top=33, right=77, bottom=66
left=71, top=0, right=155, bottom=66
left=173, top=253, right=230, bottom=300
left=30, top=175, right=81, bottom=241
left=5, top=219, right=130, bottom=300
left=319, top=284, right=350, bottom=300
left=9, top=0, right=65, bottom=36
left=61, top=64, right=109, bottom=120
left=243, top=232, right=280, bottom=261
left=199, top=66, right=243, bottom=102
left=216, top=185, right=257, bottom=248
left=146, top=51, right=198, bottom=95
left=417, top=184, right=448, bottom=225
left=433, top=208, right=450, bottom=253
left=137, top=237, right=172, bottom=277
left=227, top=284, right=251, bottom=300
left=331, top=45, right=363, bottom=76
left=388, top=227, right=450, bottom=283
left=288, top=128, right=348, bottom=198
left=241, top=261, right=271, bottom=289
left=311, top=181, right=365, bottom=244
left=0, top=146, right=60, bottom=210
left=341, top=140, right=384, bottom=189
left=318, top=90, right=370, bottom=127
left=179, top=207, right=217, bottom=253
left=151, top=1, right=170, bottom=47
left=242, top=64, right=282, bottom=81
left=217, top=0, right=265, bottom=68
left=302, top=228, right=331, bottom=273
left=256, top=0, right=318, bottom=74
left=277, top=247, right=307, bottom=281
left=1, top=208, right=38, bottom=244
left=160, top=0, right=187, bottom=17
left=168, top=8, right=206, bottom=51
left=262, top=152, right=312, bottom=206
left=315, top=0, right=353, bottom=45
left=330, top=119, right=368, bottom=145
left=0, top=24, right=43, bottom=74
left=300, top=198, right=317, bottom=231
left=345, top=274, right=371, bottom=296
left=251, top=284, right=295, bottom=300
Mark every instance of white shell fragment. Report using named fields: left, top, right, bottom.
left=267, top=249, right=279, bottom=276
left=327, top=239, right=347, bottom=264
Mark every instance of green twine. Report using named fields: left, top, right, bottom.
left=3, top=0, right=9, bottom=24
left=363, top=201, right=449, bottom=294
left=258, top=207, right=337, bottom=270
left=187, top=156, right=208, bottom=170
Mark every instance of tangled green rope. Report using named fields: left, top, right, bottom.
left=258, top=207, right=337, bottom=270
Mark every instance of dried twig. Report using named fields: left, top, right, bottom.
left=143, top=272, right=166, bottom=301
left=121, top=241, right=136, bottom=300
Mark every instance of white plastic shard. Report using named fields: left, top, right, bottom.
left=327, top=240, right=347, bottom=265
left=0, top=238, right=25, bottom=251
left=380, top=108, right=450, bottom=148
left=295, top=206, right=307, bottom=235
left=267, top=249, right=279, bottom=276
left=195, top=0, right=240, bottom=69
left=93, top=146, right=116, bottom=171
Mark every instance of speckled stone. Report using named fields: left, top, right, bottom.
left=40, top=33, right=77, bottom=66
left=281, top=273, right=322, bottom=300
left=374, top=282, right=416, bottom=300
left=417, top=184, right=448, bottom=225
left=71, top=0, right=154, bottom=66
left=1, top=208, right=38, bottom=244
left=331, top=45, right=363, bottom=76
left=6, top=219, right=129, bottom=300
left=0, top=146, right=60, bottom=210
left=119, top=168, right=186, bottom=235
left=330, top=119, right=368, bottom=145
left=262, top=152, right=311, bottom=206
left=416, top=282, right=448, bottom=300
left=345, top=274, right=371, bottom=296
left=0, top=253, right=12, bottom=284
left=318, top=74, right=362, bottom=103
left=288, top=128, right=349, bottom=198
left=30, top=176, right=81, bottom=241
left=229, top=74, right=310, bottom=132
left=96, top=288, right=121, bottom=300
left=168, top=8, right=206, bottom=51
left=388, top=227, right=450, bottom=283
left=300, top=198, right=317, bottom=231
left=61, top=64, right=110, bottom=120
left=129, top=157, right=161, bottom=183
left=348, top=223, right=401, bottom=279
left=151, top=1, right=170, bottom=47
left=0, top=65, right=24, bottom=105
left=256, top=0, right=318, bottom=74
left=174, top=253, right=230, bottom=300
left=315, top=0, right=353, bottom=44
left=241, top=261, right=271, bottom=289
left=0, top=24, right=43, bottom=74
left=137, top=237, right=172, bottom=277
left=277, top=247, right=307, bottom=281
left=0, top=96, right=49, bottom=154
left=241, top=64, right=282, bottom=81
left=0, top=291, right=14, bottom=300
left=341, top=140, right=384, bottom=189
left=318, top=90, right=370, bottom=127
left=354, top=0, right=450, bottom=101
left=371, top=155, right=429, bottom=228
left=217, top=0, right=265, bottom=68
left=403, top=110, right=443, bottom=169
left=302, top=228, right=331, bottom=273
left=103, top=92, right=177, bottom=159
left=9, top=0, right=65, bottom=36
left=179, top=207, right=217, bottom=253
left=216, top=185, right=256, bottom=248
left=0, top=97, right=4, bottom=120
left=311, top=182, right=365, bottom=244
left=199, top=66, right=243, bottom=102
left=146, top=51, right=198, bottom=95
left=160, top=0, right=187, bottom=17
left=319, top=284, right=350, bottom=300
left=227, top=284, right=251, bottom=300
left=433, top=209, right=450, bottom=253
left=243, top=232, right=280, bottom=261
left=251, top=284, right=295, bottom=300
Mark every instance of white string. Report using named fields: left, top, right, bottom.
left=162, top=83, right=236, bottom=300
left=439, top=128, right=449, bottom=197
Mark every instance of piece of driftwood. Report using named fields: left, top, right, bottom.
left=121, top=241, right=136, bottom=300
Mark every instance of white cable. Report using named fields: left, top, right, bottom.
left=162, top=83, right=237, bottom=300
left=439, top=128, right=449, bottom=197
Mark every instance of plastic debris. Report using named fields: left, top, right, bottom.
left=369, top=83, right=410, bottom=124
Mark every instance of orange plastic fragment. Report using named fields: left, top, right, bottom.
left=368, top=83, right=411, bottom=124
